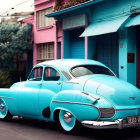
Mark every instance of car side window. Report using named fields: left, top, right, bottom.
left=28, top=67, right=43, bottom=81
left=44, top=67, right=60, bottom=81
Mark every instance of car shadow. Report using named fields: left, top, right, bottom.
left=6, top=117, right=140, bottom=140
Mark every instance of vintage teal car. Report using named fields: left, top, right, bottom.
left=0, top=59, right=140, bottom=133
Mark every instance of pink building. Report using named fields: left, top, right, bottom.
left=34, top=0, right=63, bottom=66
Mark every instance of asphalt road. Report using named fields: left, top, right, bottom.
left=0, top=117, right=140, bottom=140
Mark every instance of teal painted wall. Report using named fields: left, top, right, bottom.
left=62, top=0, right=140, bottom=86
left=90, top=0, right=140, bottom=23
left=86, top=0, right=140, bottom=85
left=119, top=29, right=128, bottom=81
left=118, top=28, right=137, bottom=86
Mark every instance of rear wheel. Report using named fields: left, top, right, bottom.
left=0, top=99, right=12, bottom=121
left=58, top=110, right=81, bottom=134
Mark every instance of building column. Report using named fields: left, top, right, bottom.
left=33, top=44, right=37, bottom=66
left=85, top=14, right=88, bottom=59
left=119, top=29, right=128, bottom=81
left=85, top=37, right=88, bottom=59
left=54, top=21, right=57, bottom=59
left=119, top=28, right=137, bottom=86
left=61, top=24, right=64, bottom=59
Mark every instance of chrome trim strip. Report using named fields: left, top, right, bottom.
left=116, top=108, right=140, bottom=111
left=0, top=96, right=16, bottom=100
left=82, top=119, right=124, bottom=129
left=52, top=100, right=101, bottom=120
left=53, top=100, right=95, bottom=106
left=64, top=81, right=79, bottom=84
left=81, top=91, right=100, bottom=104
left=82, top=118, right=140, bottom=129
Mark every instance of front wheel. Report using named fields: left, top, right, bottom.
left=58, top=110, right=81, bottom=134
left=0, top=99, right=12, bottom=121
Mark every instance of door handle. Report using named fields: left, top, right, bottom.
left=57, top=82, right=61, bottom=85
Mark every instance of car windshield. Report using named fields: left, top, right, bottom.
left=71, top=65, right=115, bottom=78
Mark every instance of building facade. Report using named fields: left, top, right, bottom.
left=34, top=0, right=63, bottom=66
left=47, top=0, right=140, bottom=88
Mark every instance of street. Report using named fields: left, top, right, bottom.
left=0, top=118, right=140, bottom=140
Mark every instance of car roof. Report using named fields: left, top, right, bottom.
left=35, top=59, right=106, bottom=71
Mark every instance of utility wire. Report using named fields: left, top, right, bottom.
left=0, top=0, right=33, bottom=16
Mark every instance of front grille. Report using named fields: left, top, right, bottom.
left=99, top=108, right=115, bottom=118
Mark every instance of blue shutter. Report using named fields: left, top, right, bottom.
left=70, top=28, right=85, bottom=59
left=96, top=33, right=119, bottom=76
left=71, top=40, right=85, bottom=58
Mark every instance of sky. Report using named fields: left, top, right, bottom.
left=0, top=0, right=34, bottom=16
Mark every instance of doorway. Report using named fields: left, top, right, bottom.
left=69, top=28, right=85, bottom=59
left=96, top=33, right=119, bottom=76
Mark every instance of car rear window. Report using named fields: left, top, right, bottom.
left=71, top=65, right=115, bottom=78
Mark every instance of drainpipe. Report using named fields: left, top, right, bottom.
left=61, top=22, right=63, bottom=59
left=85, top=14, right=88, bottom=59
left=33, top=44, right=37, bottom=66
left=54, top=21, right=57, bottom=60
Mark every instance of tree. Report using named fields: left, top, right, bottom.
left=0, top=22, right=32, bottom=71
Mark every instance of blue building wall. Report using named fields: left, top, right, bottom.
left=86, top=0, right=140, bottom=86
left=51, top=0, right=140, bottom=87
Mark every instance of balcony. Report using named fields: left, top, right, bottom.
left=35, top=0, right=51, bottom=6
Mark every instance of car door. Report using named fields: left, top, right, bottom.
left=39, top=66, right=62, bottom=116
left=18, top=66, right=43, bottom=116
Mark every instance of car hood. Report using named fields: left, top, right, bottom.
left=84, top=75, right=140, bottom=108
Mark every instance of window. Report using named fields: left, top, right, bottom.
left=44, top=67, right=60, bottom=81
left=38, top=43, right=54, bottom=61
left=28, top=67, right=43, bottom=81
left=36, top=7, right=54, bottom=29
left=71, top=65, right=115, bottom=78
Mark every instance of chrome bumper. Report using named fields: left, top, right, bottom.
left=82, top=119, right=140, bottom=129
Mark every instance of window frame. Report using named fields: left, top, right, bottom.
left=43, top=66, right=62, bottom=82
left=28, top=66, right=43, bottom=81
left=70, top=64, right=116, bottom=78
left=36, top=7, right=54, bottom=29
left=37, top=43, right=54, bottom=61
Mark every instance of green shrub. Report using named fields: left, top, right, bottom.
left=0, top=71, right=11, bottom=88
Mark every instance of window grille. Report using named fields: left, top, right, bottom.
left=36, top=7, right=54, bottom=29
left=38, top=43, right=54, bottom=60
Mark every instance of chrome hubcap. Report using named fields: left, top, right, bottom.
left=0, top=104, right=5, bottom=112
left=63, top=112, right=72, bottom=123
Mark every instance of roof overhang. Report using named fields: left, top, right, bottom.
left=46, top=0, right=103, bottom=18
left=125, top=14, right=140, bottom=27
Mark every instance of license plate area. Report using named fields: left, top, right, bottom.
left=127, top=116, right=140, bottom=124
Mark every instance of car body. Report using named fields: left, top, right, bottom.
left=0, top=59, right=140, bottom=133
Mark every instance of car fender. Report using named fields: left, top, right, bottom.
left=0, top=88, right=18, bottom=115
left=50, top=90, right=100, bottom=122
